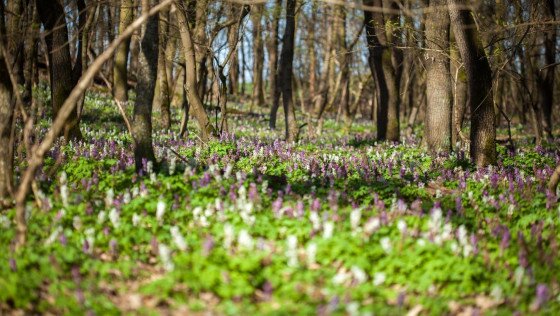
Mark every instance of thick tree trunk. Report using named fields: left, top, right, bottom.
left=277, top=0, right=298, bottom=142
left=113, top=0, right=134, bottom=102
left=175, top=0, right=213, bottom=141
left=36, top=0, right=82, bottom=140
left=6, top=0, right=25, bottom=85
left=424, top=0, right=452, bottom=153
left=153, top=8, right=171, bottom=130
left=449, top=0, right=497, bottom=166
left=132, top=0, right=158, bottom=172
left=251, top=4, right=265, bottom=108
left=0, top=40, right=14, bottom=208
left=538, top=0, right=556, bottom=139
left=363, top=0, right=400, bottom=141
left=36, top=0, right=83, bottom=141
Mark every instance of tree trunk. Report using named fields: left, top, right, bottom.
left=113, top=0, right=134, bottom=102
left=363, top=0, right=400, bottom=141
left=227, top=3, right=242, bottom=96
left=36, top=0, right=83, bottom=141
left=538, top=0, right=556, bottom=139
left=0, top=38, right=14, bottom=208
left=251, top=4, right=265, bottom=107
left=424, top=0, right=452, bottom=153
left=449, top=0, right=497, bottom=166
left=132, top=0, right=158, bottom=172
left=153, top=8, right=171, bottom=130
left=268, top=0, right=282, bottom=129
left=277, top=0, right=298, bottom=142
left=175, top=0, right=214, bottom=141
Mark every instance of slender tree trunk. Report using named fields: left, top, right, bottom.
left=277, top=0, right=298, bottom=142
left=268, top=0, right=282, bottom=128
left=132, top=0, right=158, bottom=172
left=251, top=4, right=265, bottom=107
left=175, top=0, right=214, bottom=141
left=424, top=0, right=452, bottom=153
left=113, top=0, right=134, bottom=102
left=36, top=0, right=83, bottom=141
left=227, top=3, right=242, bottom=96
left=449, top=0, right=497, bottom=166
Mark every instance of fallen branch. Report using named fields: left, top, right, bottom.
left=548, top=164, right=560, bottom=194
left=13, top=0, right=174, bottom=248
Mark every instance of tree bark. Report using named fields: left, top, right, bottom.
left=175, top=0, right=214, bottom=141
left=36, top=0, right=83, bottom=141
left=251, top=4, right=265, bottom=108
left=275, top=0, right=298, bottom=142
left=113, top=0, right=134, bottom=102
left=363, top=0, right=401, bottom=141
left=538, top=0, right=556, bottom=139
left=268, top=0, right=282, bottom=129
left=153, top=7, right=171, bottom=130
left=0, top=36, right=14, bottom=208
left=132, top=0, right=158, bottom=172
left=424, top=0, right=452, bottom=153
left=449, top=0, right=497, bottom=166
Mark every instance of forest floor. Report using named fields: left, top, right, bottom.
left=1, top=89, right=560, bottom=315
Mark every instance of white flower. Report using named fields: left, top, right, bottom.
left=346, top=302, right=360, bottom=316
left=380, top=237, right=392, bottom=253
left=84, top=228, right=95, bottom=254
left=397, top=220, right=407, bottom=234
left=224, top=224, right=234, bottom=249
left=351, top=266, right=367, bottom=284
left=132, top=213, right=141, bottom=226
left=373, top=272, right=386, bottom=286
left=323, top=221, right=334, bottom=239
left=105, top=189, right=114, bottom=207
left=59, top=171, right=67, bottom=184
left=333, top=269, right=349, bottom=285
left=224, top=164, right=233, bottom=179
left=309, top=212, right=321, bottom=231
left=45, top=226, right=62, bottom=245
left=60, top=184, right=69, bottom=207
left=457, top=225, right=468, bottom=245
left=441, top=223, right=452, bottom=240
left=123, top=192, right=131, bottom=204
left=286, top=235, right=298, bottom=267
left=350, top=208, right=362, bottom=231
left=97, top=210, right=106, bottom=224
left=170, top=226, right=187, bottom=251
left=306, top=243, right=317, bottom=267
left=158, top=243, right=174, bottom=272
left=109, top=208, right=120, bottom=228
left=73, top=216, right=82, bottom=230
left=156, top=199, right=166, bottom=222
left=0, top=215, right=10, bottom=229
left=169, top=157, right=177, bottom=175
left=238, top=229, right=254, bottom=250
left=364, top=217, right=380, bottom=234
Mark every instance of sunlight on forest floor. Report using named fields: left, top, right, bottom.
left=1, top=90, right=560, bottom=315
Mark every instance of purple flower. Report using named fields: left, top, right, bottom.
left=535, top=284, right=549, bottom=308
left=311, top=198, right=321, bottom=213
